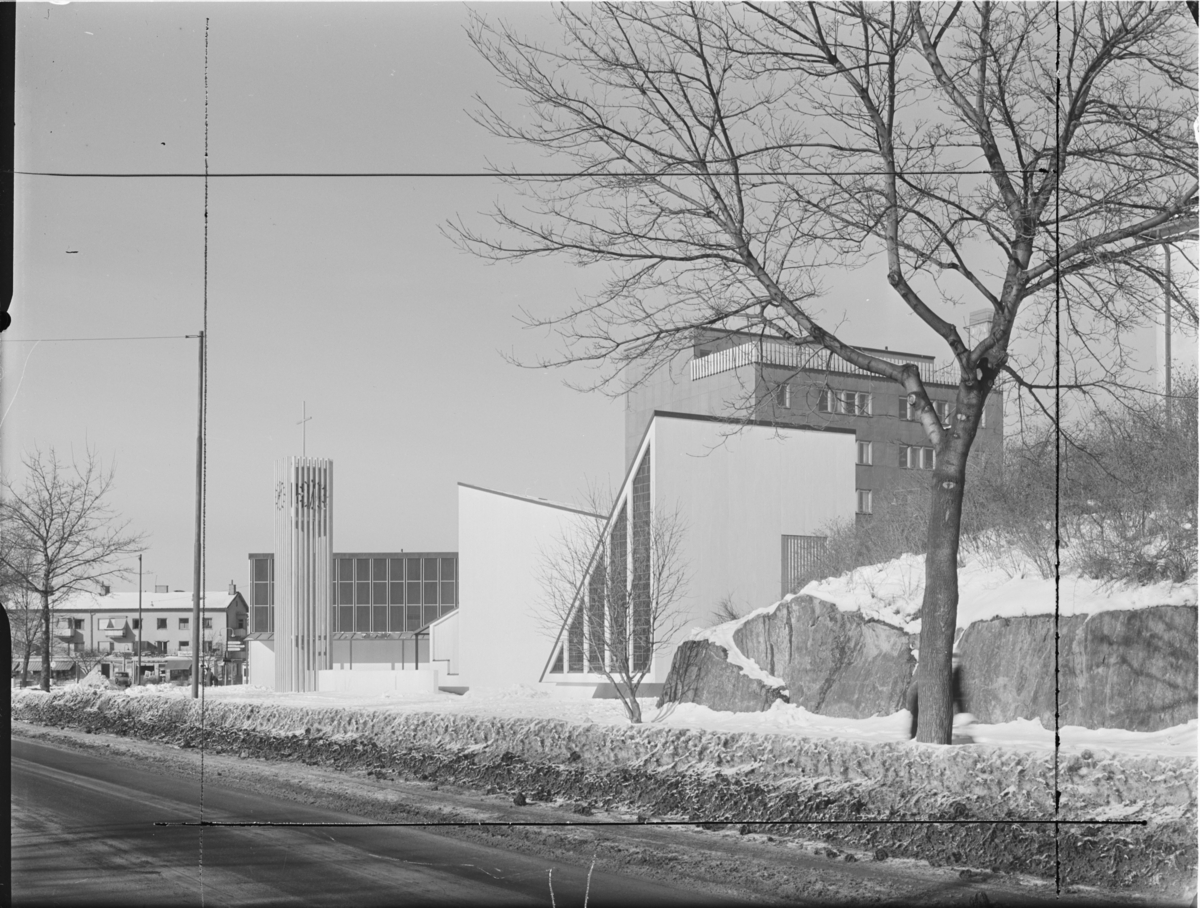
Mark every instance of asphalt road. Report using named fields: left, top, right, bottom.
left=11, top=736, right=750, bottom=907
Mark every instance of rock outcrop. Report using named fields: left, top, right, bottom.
left=663, top=597, right=1197, bottom=732
left=657, top=640, right=787, bottom=712
left=661, top=596, right=914, bottom=718
left=961, top=605, right=1197, bottom=732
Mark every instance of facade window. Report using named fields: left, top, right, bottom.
left=900, top=444, right=936, bottom=470
left=131, top=619, right=140, bottom=630
left=372, top=558, right=388, bottom=607
left=179, top=640, right=190, bottom=650
left=440, top=556, right=457, bottom=610
left=841, top=391, right=871, bottom=416
left=857, top=489, right=873, bottom=515
left=237, top=616, right=246, bottom=630
left=389, top=558, right=405, bottom=606
left=157, top=618, right=167, bottom=630
left=820, top=389, right=870, bottom=416
left=179, top=618, right=189, bottom=630
left=423, top=557, right=439, bottom=611
left=337, top=558, right=353, bottom=608
left=856, top=441, right=872, bottom=466
left=930, top=400, right=951, bottom=428
left=202, top=617, right=213, bottom=630
left=900, top=396, right=951, bottom=426
left=406, top=557, right=421, bottom=607
left=72, top=618, right=85, bottom=630
left=251, top=554, right=273, bottom=634
left=774, top=383, right=791, bottom=409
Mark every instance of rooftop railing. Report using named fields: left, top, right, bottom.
left=689, top=339, right=958, bottom=385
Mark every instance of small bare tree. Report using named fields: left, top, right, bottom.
left=0, top=448, right=145, bottom=691
left=538, top=489, right=689, bottom=723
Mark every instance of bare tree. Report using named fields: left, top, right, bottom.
left=538, top=489, right=689, bottom=723
left=453, top=2, right=1196, bottom=742
left=4, top=567, right=44, bottom=689
left=0, top=448, right=146, bottom=691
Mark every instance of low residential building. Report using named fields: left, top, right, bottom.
left=38, top=584, right=250, bottom=684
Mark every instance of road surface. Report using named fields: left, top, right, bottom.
left=11, top=736, right=749, bottom=907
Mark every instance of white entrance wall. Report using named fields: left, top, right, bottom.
left=457, top=484, right=603, bottom=693
left=247, top=638, right=275, bottom=688
left=317, top=667, right=439, bottom=695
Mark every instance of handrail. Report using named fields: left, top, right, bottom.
left=690, top=340, right=958, bottom=385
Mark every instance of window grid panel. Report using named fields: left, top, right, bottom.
left=781, top=535, right=827, bottom=597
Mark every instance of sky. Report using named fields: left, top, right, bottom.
left=8, top=1, right=1196, bottom=595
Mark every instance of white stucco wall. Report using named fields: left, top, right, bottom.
left=457, top=484, right=603, bottom=693
left=646, top=414, right=856, bottom=682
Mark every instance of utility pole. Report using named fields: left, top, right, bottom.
left=137, top=554, right=143, bottom=686
left=191, top=331, right=205, bottom=698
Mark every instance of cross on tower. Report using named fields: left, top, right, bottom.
left=298, top=402, right=313, bottom=457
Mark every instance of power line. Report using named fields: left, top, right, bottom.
left=13, top=168, right=1048, bottom=179
left=0, top=335, right=193, bottom=342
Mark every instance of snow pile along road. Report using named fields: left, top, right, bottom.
left=12, top=685, right=1196, bottom=896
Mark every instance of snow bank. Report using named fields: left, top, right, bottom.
left=14, top=686, right=1195, bottom=894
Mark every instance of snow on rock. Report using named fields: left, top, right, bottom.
left=796, top=551, right=1198, bottom=634
left=687, top=606, right=788, bottom=689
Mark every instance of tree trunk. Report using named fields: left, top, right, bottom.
left=40, top=590, right=51, bottom=692
left=915, top=389, right=985, bottom=744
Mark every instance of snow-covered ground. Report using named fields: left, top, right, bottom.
left=116, top=682, right=1197, bottom=760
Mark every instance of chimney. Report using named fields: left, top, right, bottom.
left=154, top=585, right=169, bottom=594
left=228, top=581, right=237, bottom=595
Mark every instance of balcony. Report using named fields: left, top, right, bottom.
left=98, top=617, right=130, bottom=639
left=52, top=619, right=81, bottom=642
left=689, top=339, right=958, bottom=386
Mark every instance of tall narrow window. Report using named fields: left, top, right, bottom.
left=630, top=452, right=652, bottom=673
left=372, top=558, right=388, bottom=606
left=356, top=558, right=371, bottom=630
left=856, top=441, right=872, bottom=465
left=587, top=556, right=606, bottom=673
left=406, top=557, right=421, bottom=606
left=389, top=558, right=405, bottom=606
left=608, top=504, right=628, bottom=674
left=440, top=557, right=456, bottom=609
left=423, top=557, right=439, bottom=611
left=774, top=383, right=790, bottom=409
